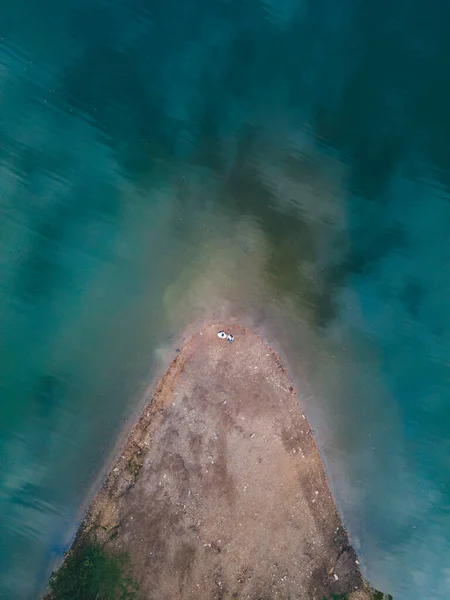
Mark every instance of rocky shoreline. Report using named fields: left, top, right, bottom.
left=48, top=324, right=382, bottom=600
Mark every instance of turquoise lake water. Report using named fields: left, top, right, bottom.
left=1, top=1, right=450, bottom=598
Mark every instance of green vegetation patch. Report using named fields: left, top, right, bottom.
left=127, top=448, right=144, bottom=479
left=48, top=541, right=139, bottom=600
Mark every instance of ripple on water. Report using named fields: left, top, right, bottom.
left=1, top=1, right=450, bottom=599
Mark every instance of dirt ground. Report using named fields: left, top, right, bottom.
left=82, top=324, right=372, bottom=600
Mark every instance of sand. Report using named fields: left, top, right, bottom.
left=75, top=324, right=373, bottom=600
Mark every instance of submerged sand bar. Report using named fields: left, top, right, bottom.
left=80, top=324, right=371, bottom=599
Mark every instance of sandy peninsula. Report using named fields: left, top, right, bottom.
left=55, top=324, right=377, bottom=600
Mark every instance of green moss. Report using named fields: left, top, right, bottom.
left=127, top=449, right=143, bottom=479
left=48, top=542, right=139, bottom=600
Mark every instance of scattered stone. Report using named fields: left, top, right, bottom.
left=73, top=323, right=376, bottom=600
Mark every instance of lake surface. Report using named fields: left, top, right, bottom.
left=1, top=1, right=450, bottom=598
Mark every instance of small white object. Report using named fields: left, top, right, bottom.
left=333, top=573, right=339, bottom=581
left=217, top=330, right=227, bottom=339
left=227, top=334, right=234, bottom=343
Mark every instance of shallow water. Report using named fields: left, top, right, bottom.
left=1, top=1, right=450, bottom=598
